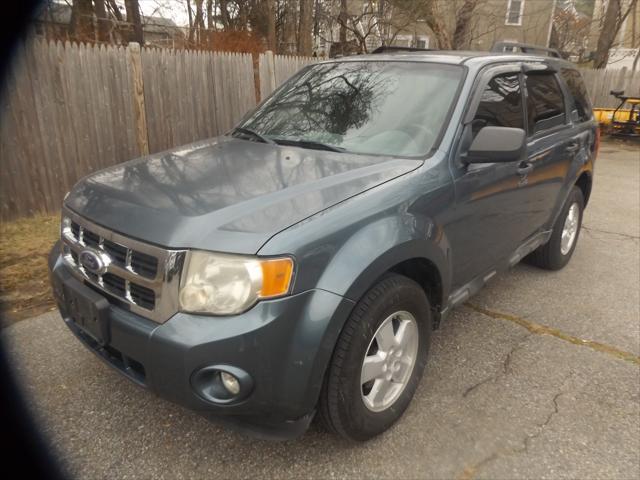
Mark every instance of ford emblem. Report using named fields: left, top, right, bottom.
left=79, top=249, right=109, bottom=275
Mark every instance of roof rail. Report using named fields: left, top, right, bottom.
left=371, top=46, right=434, bottom=54
left=491, top=42, right=562, bottom=58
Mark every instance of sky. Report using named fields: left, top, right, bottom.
left=138, top=0, right=190, bottom=27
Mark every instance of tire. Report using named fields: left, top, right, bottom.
left=527, top=186, right=584, bottom=270
left=318, top=274, right=431, bottom=441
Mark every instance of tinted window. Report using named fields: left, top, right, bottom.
left=525, top=73, right=566, bottom=135
left=240, top=62, right=463, bottom=157
left=472, top=73, right=523, bottom=137
left=560, top=68, right=593, bottom=123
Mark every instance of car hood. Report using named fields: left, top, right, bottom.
left=65, top=136, right=421, bottom=253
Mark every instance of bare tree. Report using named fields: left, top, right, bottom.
left=331, top=3, right=380, bottom=53
left=106, top=0, right=123, bottom=21
left=550, top=7, right=591, bottom=60
left=193, top=0, right=206, bottom=44
left=206, top=0, right=214, bottom=30
left=282, top=0, right=298, bottom=54
left=124, top=0, right=144, bottom=44
left=186, top=0, right=194, bottom=43
left=338, top=0, right=348, bottom=54
left=298, top=0, right=314, bottom=55
left=266, top=0, right=277, bottom=51
left=93, top=0, right=111, bottom=42
left=390, top=0, right=452, bottom=49
left=452, top=0, right=479, bottom=49
left=593, top=0, right=639, bottom=68
left=424, top=1, right=451, bottom=49
left=70, top=0, right=95, bottom=42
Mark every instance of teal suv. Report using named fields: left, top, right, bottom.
left=49, top=44, right=598, bottom=441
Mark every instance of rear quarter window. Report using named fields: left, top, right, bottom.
left=525, top=73, right=566, bottom=136
left=560, top=68, right=593, bottom=123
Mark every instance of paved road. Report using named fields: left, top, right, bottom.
left=3, top=141, right=639, bottom=479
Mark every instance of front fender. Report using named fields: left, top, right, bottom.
left=260, top=165, right=455, bottom=310
left=274, top=214, right=450, bottom=416
left=314, top=216, right=450, bottom=304
left=257, top=165, right=454, bottom=414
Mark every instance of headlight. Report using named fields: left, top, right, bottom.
left=179, top=251, right=294, bottom=315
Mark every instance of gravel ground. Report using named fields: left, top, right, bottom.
left=3, top=140, right=639, bottom=479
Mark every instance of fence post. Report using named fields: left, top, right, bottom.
left=127, top=42, right=149, bottom=156
left=265, top=50, right=276, bottom=97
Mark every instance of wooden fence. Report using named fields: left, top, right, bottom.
left=0, top=39, right=637, bottom=221
left=2, top=41, right=139, bottom=220
left=0, top=40, right=316, bottom=221
left=579, top=67, right=640, bottom=108
left=141, top=47, right=257, bottom=153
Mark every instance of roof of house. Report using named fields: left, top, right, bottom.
left=37, top=4, right=179, bottom=35
left=142, top=15, right=178, bottom=33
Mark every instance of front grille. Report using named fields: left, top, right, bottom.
left=60, top=209, right=186, bottom=323
left=131, top=251, right=158, bottom=278
left=83, top=229, right=100, bottom=248
left=103, top=240, right=127, bottom=267
left=66, top=220, right=157, bottom=308
left=130, top=283, right=155, bottom=309
left=103, top=272, right=126, bottom=297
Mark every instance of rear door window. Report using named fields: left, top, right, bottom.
left=525, top=73, right=567, bottom=136
left=560, top=68, right=593, bottom=123
left=471, top=73, right=524, bottom=138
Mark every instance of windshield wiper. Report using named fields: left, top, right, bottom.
left=272, top=138, right=346, bottom=153
left=231, top=127, right=275, bottom=145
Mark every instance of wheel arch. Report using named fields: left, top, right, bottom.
left=388, top=257, right=444, bottom=327
left=338, top=240, right=449, bottom=311
left=310, top=238, right=450, bottom=407
left=332, top=242, right=449, bottom=330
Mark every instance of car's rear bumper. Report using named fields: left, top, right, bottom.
left=48, top=242, right=354, bottom=439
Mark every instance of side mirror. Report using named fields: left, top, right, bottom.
left=464, top=126, right=526, bottom=164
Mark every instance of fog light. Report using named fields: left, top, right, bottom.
left=220, top=371, right=241, bottom=395
left=191, top=365, right=252, bottom=404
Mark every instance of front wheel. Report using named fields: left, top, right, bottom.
left=527, top=185, right=584, bottom=270
left=318, top=274, right=431, bottom=441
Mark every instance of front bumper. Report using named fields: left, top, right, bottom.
left=48, top=243, right=354, bottom=439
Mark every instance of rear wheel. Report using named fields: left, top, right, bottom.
left=527, top=186, right=584, bottom=270
left=318, top=274, right=431, bottom=441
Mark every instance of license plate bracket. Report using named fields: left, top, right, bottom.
left=63, top=278, right=110, bottom=346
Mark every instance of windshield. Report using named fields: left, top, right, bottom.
left=238, top=61, right=464, bottom=157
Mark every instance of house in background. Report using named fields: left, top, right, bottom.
left=441, top=0, right=559, bottom=51
left=33, top=2, right=185, bottom=48
left=315, top=0, right=431, bottom=57
left=141, top=16, right=186, bottom=49
left=316, top=0, right=562, bottom=56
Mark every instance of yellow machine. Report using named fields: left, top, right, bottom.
left=594, top=90, right=640, bottom=137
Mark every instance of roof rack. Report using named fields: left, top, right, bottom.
left=371, top=46, right=434, bottom=54
left=491, top=42, right=562, bottom=58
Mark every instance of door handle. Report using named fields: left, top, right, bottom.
left=565, top=141, right=580, bottom=153
left=517, top=161, right=533, bottom=175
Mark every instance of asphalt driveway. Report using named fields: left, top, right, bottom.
left=3, top=140, right=639, bottom=479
